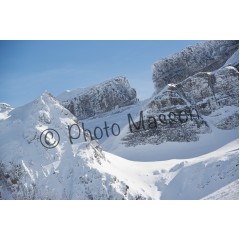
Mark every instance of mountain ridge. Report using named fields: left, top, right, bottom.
left=0, top=40, right=238, bottom=199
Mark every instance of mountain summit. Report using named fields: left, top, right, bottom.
left=0, top=92, right=148, bottom=199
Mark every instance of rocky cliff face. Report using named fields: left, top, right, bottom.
left=122, top=84, right=211, bottom=147
left=122, top=41, right=239, bottom=147
left=152, top=40, right=239, bottom=92
left=176, top=66, right=239, bottom=129
left=58, top=76, right=137, bottom=120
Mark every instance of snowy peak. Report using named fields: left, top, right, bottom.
left=57, top=76, right=138, bottom=120
left=0, top=102, right=13, bottom=120
left=38, top=90, right=58, bottom=105
left=8, top=90, right=76, bottom=125
left=0, top=102, right=13, bottom=112
left=0, top=91, right=149, bottom=200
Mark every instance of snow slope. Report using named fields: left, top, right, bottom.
left=224, top=49, right=239, bottom=68
left=203, top=180, right=239, bottom=200
left=103, top=139, right=239, bottom=200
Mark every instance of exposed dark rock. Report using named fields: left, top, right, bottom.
left=58, top=76, right=137, bottom=120
left=176, top=66, right=239, bottom=116
left=122, top=84, right=211, bottom=147
left=153, top=40, right=239, bottom=92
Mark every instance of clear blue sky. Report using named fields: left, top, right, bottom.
left=0, top=40, right=201, bottom=107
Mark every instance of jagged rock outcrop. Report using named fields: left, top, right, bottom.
left=176, top=66, right=239, bottom=129
left=177, top=66, right=239, bottom=114
left=58, top=76, right=137, bottom=120
left=122, top=84, right=210, bottom=147
left=153, top=40, right=239, bottom=92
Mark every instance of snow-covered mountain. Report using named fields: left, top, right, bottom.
left=0, top=92, right=148, bottom=199
left=0, top=92, right=238, bottom=199
left=0, top=40, right=238, bottom=200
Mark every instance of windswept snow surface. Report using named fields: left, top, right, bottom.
left=104, top=139, right=239, bottom=200
left=203, top=180, right=239, bottom=200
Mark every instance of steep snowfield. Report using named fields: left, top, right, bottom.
left=224, top=49, right=239, bottom=68
left=0, top=92, right=148, bottom=199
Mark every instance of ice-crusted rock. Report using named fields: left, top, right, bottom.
left=123, top=46, right=239, bottom=147
left=153, top=40, right=239, bottom=92
left=122, top=84, right=210, bottom=147
left=0, top=91, right=148, bottom=199
left=58, top=76, right=137, bottom=120
left=176, top=66, right=239, bottom=129
left=208, top=107, right=239, bottom=130
left=136, top=41, right=239, bottom=146
left=177, top=66, right=239, bottom=113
